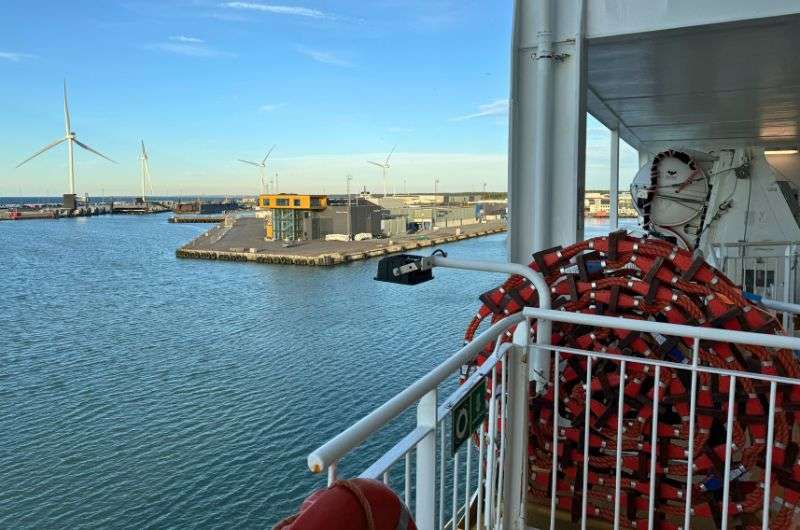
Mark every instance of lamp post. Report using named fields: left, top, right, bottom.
left=346, top=174, right=353, bottom=240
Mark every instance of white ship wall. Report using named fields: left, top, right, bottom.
left=767, top=153, right=800, bottom=187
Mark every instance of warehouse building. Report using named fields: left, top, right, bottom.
left=257, top=193, right=384, bottom=241
left=302, top=197, right=384, bottom=240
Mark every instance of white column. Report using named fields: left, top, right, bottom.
left=638, top=149, right=651, bottom=170
left=609, top=128, right=619, bottom=229
left=508, top=0, right=587, bottom=262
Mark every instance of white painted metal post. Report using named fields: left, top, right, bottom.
left=508, top=0, right=586, bottom=261
left=416, top=389, right=437, bottom=530
left=784, top=245, right=794, bottom=333
left=638, top=150, right=650, bottom=170
left=503, top=320, right=531, bottom=530
left=610, top=128, right=620, bottom=229
left=327, top=462, right=337, bottom=486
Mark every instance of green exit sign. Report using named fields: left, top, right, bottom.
left=451, top=379, right=488, bottom=455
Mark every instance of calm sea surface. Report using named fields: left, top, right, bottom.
left=1, top=214, right=627, bottom=528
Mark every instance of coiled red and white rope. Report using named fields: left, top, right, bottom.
left=463, top=231, right=800, bottom=529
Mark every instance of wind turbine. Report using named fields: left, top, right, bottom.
left=16, top=80, right=116, bottom=196
left=139, top=140, right=151, bottom=203
left=367, top=145, right=395, bottom=197
left=238, top=145, right=276, bottom=194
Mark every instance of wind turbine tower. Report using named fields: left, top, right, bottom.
left=16, top=80, right=116, bottom=204
left=238, top=145, right=276, bottom=195
left=367, top=146, right=395, bottom=197
left=139, top=140, right=151, bottom=204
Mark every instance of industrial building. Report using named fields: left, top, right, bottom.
left=258, top=194, right=328, bottom=240
left=377, top=200, right=489, bottom=236
left=257, top=193, right=383, bottom=241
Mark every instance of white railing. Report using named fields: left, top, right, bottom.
left=308, top=312, right=528, bottom=530
left=712, top=241, right=798, bottom=331
left=305, top=259, right=800, bottom=530
left=523, top=306, right=800, bottom=530
left=359, top=339, right=514, bottom=530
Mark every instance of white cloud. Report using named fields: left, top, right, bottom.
left=145, top=42, right=236, bottom=58
left=169, top=35, right=204, bottom=43
left=451, top=99, right=508, bottom=121
left=260, top=102, right=286, bottom=112
left=296, top=46, right=352, bottom=67
left=221, top=2, right=327, bottom=18
left=0, top=51, right=36, bottom=62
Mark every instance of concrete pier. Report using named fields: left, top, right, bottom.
left=169, top=216, right=226, bottom=224
left=0, top=205, right=113, bottom=220
left=176, top=217, right=507, bottom=266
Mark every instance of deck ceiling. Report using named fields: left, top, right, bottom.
left=587, top=14, right=800, bottom=153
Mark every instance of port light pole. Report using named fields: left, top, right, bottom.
left=346, top=174, right=353, bottom=240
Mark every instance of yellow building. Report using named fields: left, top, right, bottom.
left=258, top=194, right=329, bottom=240
left=258, top=193, right=328, bottom=210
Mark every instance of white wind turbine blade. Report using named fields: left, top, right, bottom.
left=238, top=159, right=262, bottom=167
left=384, top=145, right=396, bottom=165
left=262, top=144, right=276, bottom=165
left=367, top=160, right=386, bottom=168
left=63, top=80, right=71, bottom=134
left=16, top=137, right=67, bottom=168
left=74, top=139, right=117, bottom=163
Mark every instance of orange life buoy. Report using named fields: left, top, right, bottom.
left=274, top=478, right=417, bottom=530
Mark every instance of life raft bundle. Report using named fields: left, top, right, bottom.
left=463, top=231, right=800, bottom=529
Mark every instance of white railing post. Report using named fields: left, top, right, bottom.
left=503, top=318, right=531, bottom=530
left=610, top=128, right=620, bottom=229
left=784, top=245, right=795, bottom=334
left=416, top=389, right=437, bottom=530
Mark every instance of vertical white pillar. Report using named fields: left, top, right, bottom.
left=609, top=128, right=620, bottom=229
left=508, top=0, right=586, bottom=263
left=638, top=149, right=650, bottom=170
left=415, top=389, right=437, bottom=530
left=503, top=321, right=531, bottom=530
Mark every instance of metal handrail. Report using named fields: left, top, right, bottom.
left=437, top=342, right=511, bottom=417
left=306, top=304, right=800, bottom=530
left=429, top=256, right=553, bottom=388
left=522, top=307, right=800, bottom=350
left=306, top=311, right=526, bottom=474
left=522, top=307, right=800, bottom=530
left=712, top=240, right=799, bottom=248
left=358, top=342, right=510, bottom=481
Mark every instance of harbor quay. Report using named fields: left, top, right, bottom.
left=176, top=217, right=507, bottom=266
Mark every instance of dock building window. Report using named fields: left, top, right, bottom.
left=294, top=199, right=301, bottom=206
left=276, top=198, right=289, bottom=206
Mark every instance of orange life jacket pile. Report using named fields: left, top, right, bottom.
left=464, top=231, right=800, bottom=529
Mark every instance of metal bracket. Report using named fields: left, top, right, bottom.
left=391, top=254, right=438, bottom=277
left=532, top=52, right=570, bottom=62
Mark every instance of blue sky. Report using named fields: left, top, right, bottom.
left=0, top=1, right=638, bottom=196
